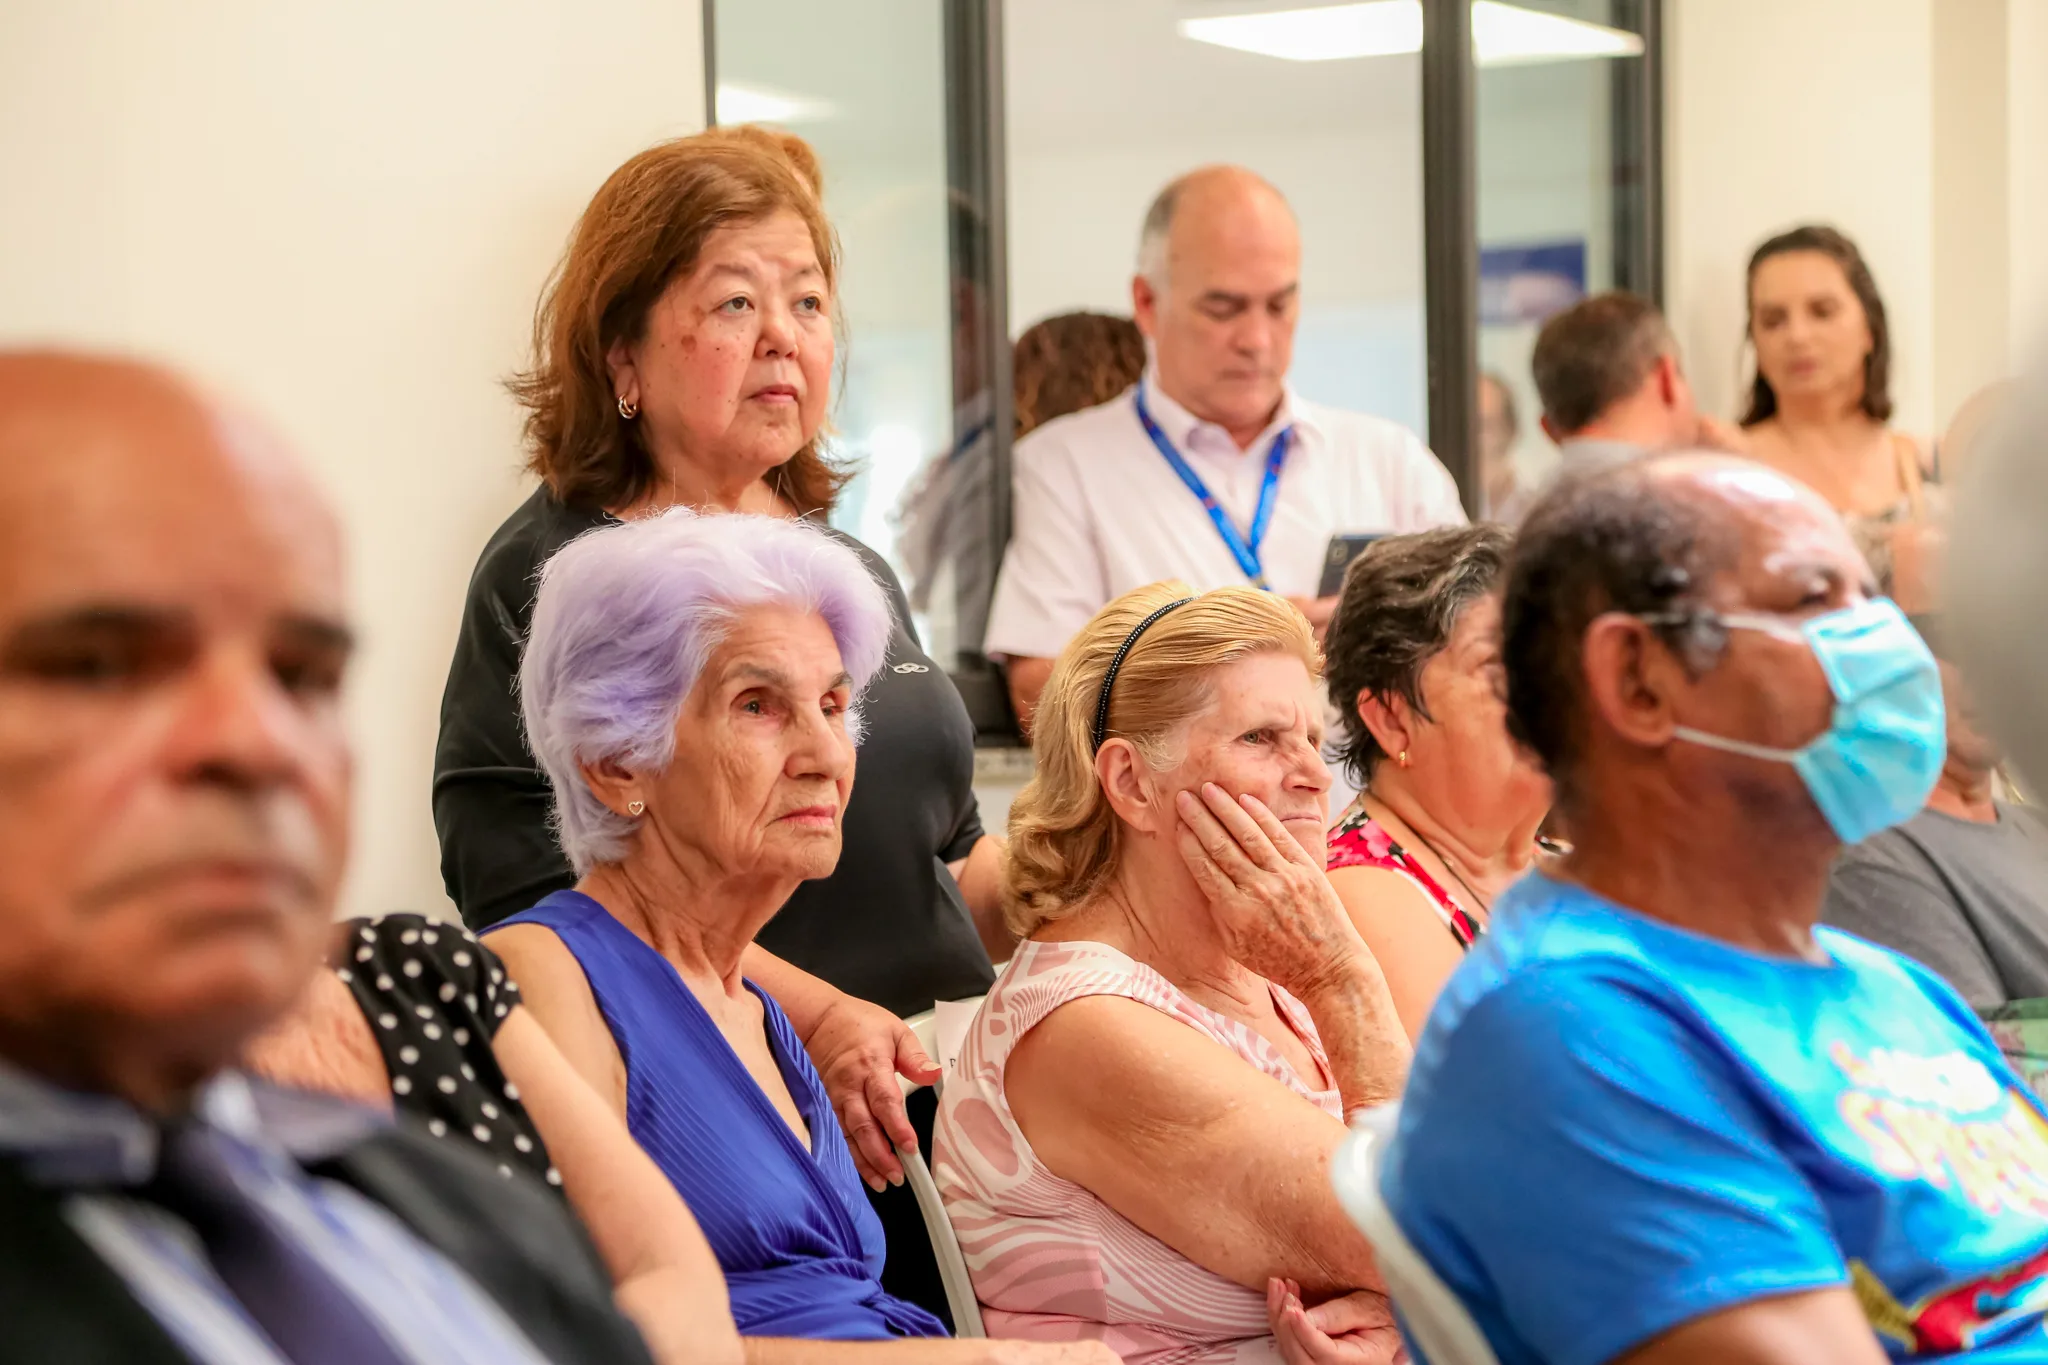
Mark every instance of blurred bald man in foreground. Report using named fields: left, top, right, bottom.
left=0, top=353, right=653, bottom=1364
left=987, top=166, right=1465, bottom=728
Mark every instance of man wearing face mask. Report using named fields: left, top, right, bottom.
left=1382, top=454, right=2048, bottom=1364
left=986, top=166, right=1465, bottom=730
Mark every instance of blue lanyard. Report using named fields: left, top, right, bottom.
left=1133, top=382, right=1291, bottom=591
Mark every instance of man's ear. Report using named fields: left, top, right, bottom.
left=1580, top=614, right=1685, bottom=751
left=1654, top=353, right=1684, bottom=408
left=605, top=337, right=641, bottom=414
left=1131, top=274, right=1160, bottom=341
left=1352, top=688, right=1414, bottom=771
left=1096, top=738, right=1169, bottom=836
left=1540, top=413, right=1562, bottom=444
left=578, top=755, right=645, bottom=819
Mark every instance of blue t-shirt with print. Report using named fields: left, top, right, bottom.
left=1385, top=870, right=2048, bottom=1365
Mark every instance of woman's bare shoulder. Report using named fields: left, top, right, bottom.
left=1327, top=862, right=1445, bottom=925
left=483, top=922, right=626, bottom=1106
left=483, top=921, right=583, bottom=986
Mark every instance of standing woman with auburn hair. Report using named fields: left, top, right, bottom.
left=1739, top=225, right=1935, bottom=525
left=432, top=128, right=1008, bottom=1312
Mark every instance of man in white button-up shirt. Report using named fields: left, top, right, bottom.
left=987, top=165, right=1467, bottom=726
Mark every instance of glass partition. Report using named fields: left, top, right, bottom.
left=713, top=1, right=964, bottom=648
left=1472, top=0, right=1656, bottom=515
left=1006, top=0, right=1430, bottom=436
left=712, top=0, right=1665, bottom=734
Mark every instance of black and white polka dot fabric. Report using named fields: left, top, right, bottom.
left=338, top=912, right=559, bottom=1188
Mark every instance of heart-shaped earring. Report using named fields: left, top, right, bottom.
left=627, top=800, right=645, bottom=816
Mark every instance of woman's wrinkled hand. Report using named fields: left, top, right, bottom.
left=1268, top=1279, right=1407, bottom=1365
left=801, top=993, right=941, bottom=1191
left=1173, top=783, right=1374, bottom=1002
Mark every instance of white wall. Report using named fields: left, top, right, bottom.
left=2009, top=0, right=2048, bottom=360
left=1666, top=0, right=1937, bottom=436
left=1931, top=0, right=2011, bottom=424
left=0, top=0, right=708, bottom=920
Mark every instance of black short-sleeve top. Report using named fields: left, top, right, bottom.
left=431, top=489, right=998, bottom=1017
left=337, top=912, right=558, bottom=1187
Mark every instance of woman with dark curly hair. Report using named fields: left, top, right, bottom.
left=1011, top=311, right=1146, bottom=441
left=1322, top=526, right=1555, bottom=1039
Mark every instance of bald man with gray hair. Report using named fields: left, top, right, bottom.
left=988, top=165, right=1465, bottom=727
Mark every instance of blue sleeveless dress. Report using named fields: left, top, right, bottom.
left=495, top=890, right=945, bottom=1340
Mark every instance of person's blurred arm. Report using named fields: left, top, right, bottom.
left=493, top=1005, right=745, bottom=1365
left=1611, top=1289, right=1889, bottom=1365
left=947, top=834, right=1015, bottom=963
left=1004, top=657, right=1056, bottom=732
left=738, top=944, right=939, bottom=1190
left=986, top=432, right=1107, bottom=733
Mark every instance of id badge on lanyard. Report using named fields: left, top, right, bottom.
left=1133, top=382, right=1292, bottom=591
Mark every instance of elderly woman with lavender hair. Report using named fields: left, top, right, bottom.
left=484, top=511, right=1115, bottom=1363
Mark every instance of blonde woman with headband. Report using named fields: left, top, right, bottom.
left=934, top=584, right=1411, bottom=1365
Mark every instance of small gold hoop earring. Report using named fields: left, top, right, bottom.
left=626, top=800, right=645, bottom=816
left=617, top=395, right=639, bottom=420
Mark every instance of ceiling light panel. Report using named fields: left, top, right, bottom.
left=1178, top=1, right=1644, bottom=67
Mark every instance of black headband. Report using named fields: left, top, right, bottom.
left=1091, top=597, right=1195, bottom=753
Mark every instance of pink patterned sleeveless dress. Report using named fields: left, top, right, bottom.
left=932, top=938, right=1341, bottom=1365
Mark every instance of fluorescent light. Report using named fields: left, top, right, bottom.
left=1180, top=1, right=1419, bottom=62
left=1179, top=1, right=1644, bottom=66
left=714, top=82, right=836, bottom=126
left=1473, top=2, right=1643, bottom=66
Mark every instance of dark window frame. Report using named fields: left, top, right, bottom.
left=1426, top=0, right=1666, bottom=514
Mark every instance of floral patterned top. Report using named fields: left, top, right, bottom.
left=1326, top=798, right=1481, bottom=950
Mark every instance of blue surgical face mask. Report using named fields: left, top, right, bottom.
left=1640, top=596, right=1946, bottom=844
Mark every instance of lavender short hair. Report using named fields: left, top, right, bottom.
left=520, top=509, right=894, bottom=873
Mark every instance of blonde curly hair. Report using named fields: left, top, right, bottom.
left=1004, top=582, right=1319, bottom=937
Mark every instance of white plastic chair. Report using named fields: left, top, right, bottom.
left=894, top=1008, right=986, bottom=1337
left=1329, top=1103, right=1500, bottom=1365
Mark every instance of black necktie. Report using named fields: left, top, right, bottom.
left=140, top=1120, right=411, bottom=1365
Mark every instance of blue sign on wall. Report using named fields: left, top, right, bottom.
left=1479, top=240, right=1587, bottom=326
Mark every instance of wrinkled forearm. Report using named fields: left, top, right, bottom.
left=1294, top=969, right=1411, bottom=1119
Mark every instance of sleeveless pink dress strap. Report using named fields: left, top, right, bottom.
left=932, top=938, right=1341, bottom=1365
